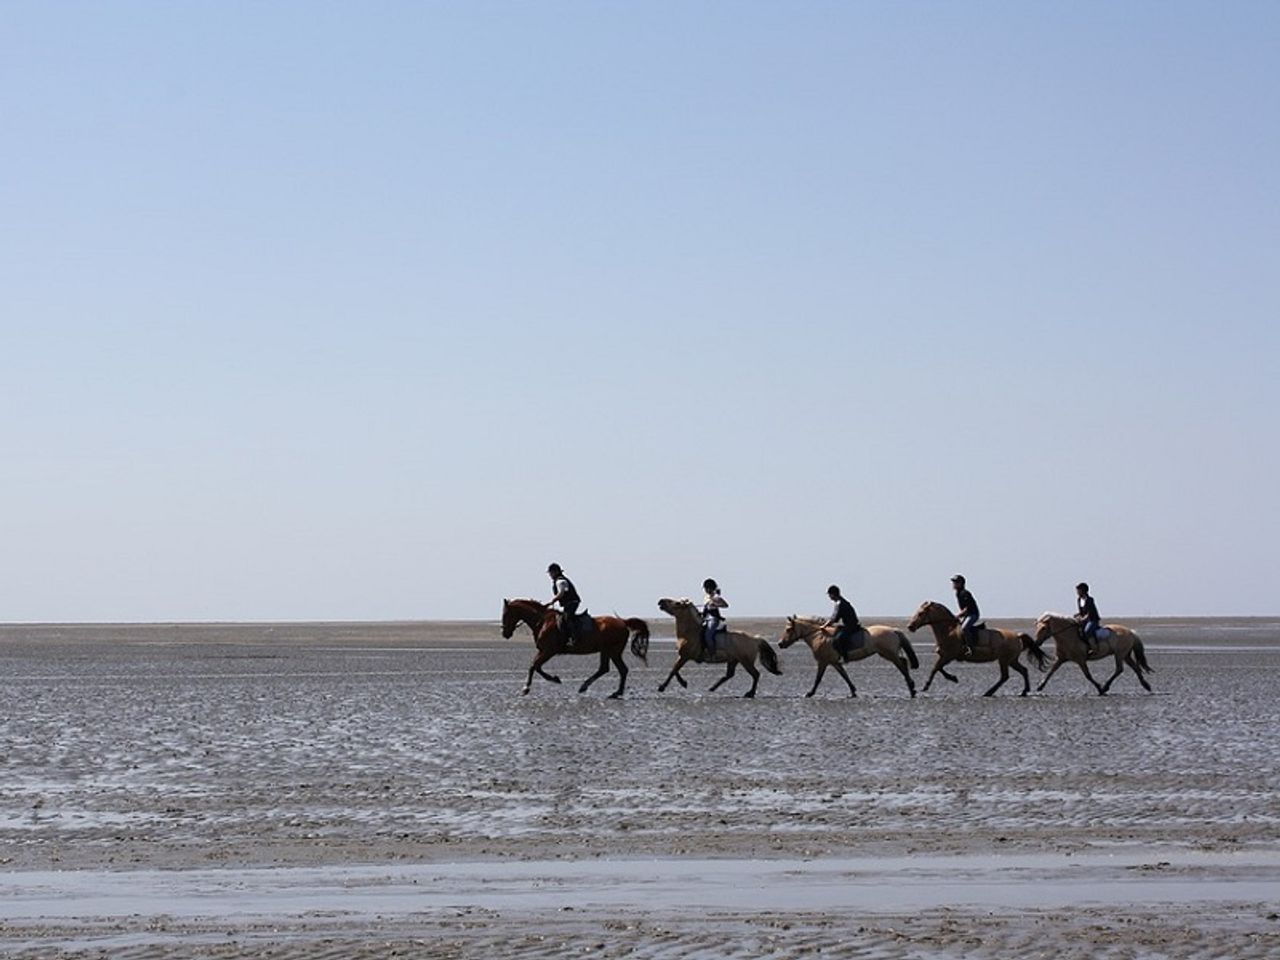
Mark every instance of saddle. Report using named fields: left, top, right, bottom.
left=559, top=611, right=596, bottom=640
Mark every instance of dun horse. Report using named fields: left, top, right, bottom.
left=779, top=616, right=919, bottom=698
left=656, top=598, right=781, bottom=698
left=1033, top=613, right=1153, bottom=695
left=501, top=598, right=650, bottom=699
left=907, top=600, right=1047, bottom=697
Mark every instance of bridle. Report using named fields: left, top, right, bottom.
left=785, top=619, right=828, bottom=645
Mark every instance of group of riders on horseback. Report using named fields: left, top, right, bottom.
left=502, top=563, right=1149, bottom=700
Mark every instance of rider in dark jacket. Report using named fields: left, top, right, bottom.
left=1075, top=582, right=1100, bottom=651
left=547, top=563, right=582, bottom=649
left=701, top=578, right=728, bottom=658
left=952, top=574, right=980, bottom=657
left=824, top=585, right=863, bottom=658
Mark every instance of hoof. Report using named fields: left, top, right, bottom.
left=521, top=687, right=531, bottom=696
left=676, top=675, right=688, bottom=688
left=743, top=691, right=756, bottom=699
left=578, top=684, right=589, bottom=694
left=547, top=675, right=562, bottom=685
left=945, top=674, right=959, bottom=684
left=608, top=691, right=623, bottom=700
left=805, top=691, right=815, bottom=699
left=910, top=690, right=917, bottom=699
left=657, top=684, right=667, bottom=693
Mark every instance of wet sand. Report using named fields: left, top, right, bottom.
left=2, top=618, right=1278, bottom=957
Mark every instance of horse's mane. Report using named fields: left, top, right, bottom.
left=1039, top=611, right=1073, bottom=622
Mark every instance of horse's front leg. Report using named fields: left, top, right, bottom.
left=709, top=662, right=737, bottom=692
left=805, top=663, right=827, bottom=698
left=658, top=656, right=689, bottom=693
left=923, top=656, right=952, bottom=692
left=982, top=662, right=1011, bottom=697
left=579, top=651, right=610, bottom=694
left=524, top=651, right=557, bottom=695
left=1036, top=657, right=1066, bottom=692
left=1099, top=653, right=1125, bottom=694
left=833, top=662, right=857, bottom=698
left=1079, top=658, right=1105, bottom=695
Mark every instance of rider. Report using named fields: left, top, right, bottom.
left=951, top=574, right=980, bottom=657
left=547, top=563, right=582, bottom=649
left=1075, top=581, right=1101, bottom=652
left=824, top=584, right=863, bottom=658
left=701, top=578, right=728, bottom=659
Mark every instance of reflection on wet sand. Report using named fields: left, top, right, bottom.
left=1, top=620, right=1278, bottom=957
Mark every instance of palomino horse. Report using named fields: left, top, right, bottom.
left=656, top=598, right=781, bottom=698
left=1033, top=613, right=1153, bottom=695
left=501, top=598, right=650, bottom=699
left=779, top=616, right=919, bottom=698
left=907, top=600, right=1047, bottom=697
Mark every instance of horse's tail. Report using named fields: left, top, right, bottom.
left=1021, top=633, right=1048, bottom=672
left=758, top=639, right=782, bottom=675
left=625, top=618, right=650, bottom=663
left=897, top=631, right=919, bottom=669
left=1131, top=634, right=1153, bottom=674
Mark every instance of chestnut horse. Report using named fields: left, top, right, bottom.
left=1033, top=613, right=1153, bottom=695
left=779, top=616, right=918, bottom=698
left=656, top=598, right=781, bottom=698
left=907, top=600, right=1047, bottom=697
left=501, top=598, right=650, bottom=699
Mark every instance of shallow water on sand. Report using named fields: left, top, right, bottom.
left=1, top=619, right=1278, bottom=957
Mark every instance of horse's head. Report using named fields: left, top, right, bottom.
left=778, top=619, right=798, bottom=650
left=657, top=597, right=695, bottom=618
left=1034, top=612, right=1070, bottom=645
left=500, top=598, right=519, bottom=639
left=907, top=600, right=950, bottom=633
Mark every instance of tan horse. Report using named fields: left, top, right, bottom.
left=501, top=598, right=650, bottom=699
left=907, top=600, right=1047, bottom=697
left=1033, top=613, right=1153, bottom=695
left=779, top=616, right=918, bottom=698
left=656, top=598, right=781, bottom=698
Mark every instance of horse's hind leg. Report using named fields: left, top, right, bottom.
left=742, top=662, right=761, bottom=698
left=886, top=652, right=916, bottom=698
left=1012, top=660, right=1030, bottom=697
left=608, top=651, right=628, bottom=699
left=982, top=663, right=1011, bottom=697
left=658, top=656, right=689, bottom=693
left=833, top=663, right=856, bottom=698
left=1036, top=658, right=1066, bottom=693
left=709, top=662, right=737, bottom=693
left=578, top=651, right=610, bottom=694
left=1100, top=653, right=1125, bottom=694
left=805, top=663, right=827, bottom=698
left=1125, top=652, right=1152, bottom=692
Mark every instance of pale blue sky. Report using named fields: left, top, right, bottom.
left=2, top=2, right=1277, bottom=621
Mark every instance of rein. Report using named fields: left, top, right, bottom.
left=1041, top=620, right=1082, bottom=644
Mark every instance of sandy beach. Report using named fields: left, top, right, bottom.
left=2, top=617, right=1278, bottom=957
